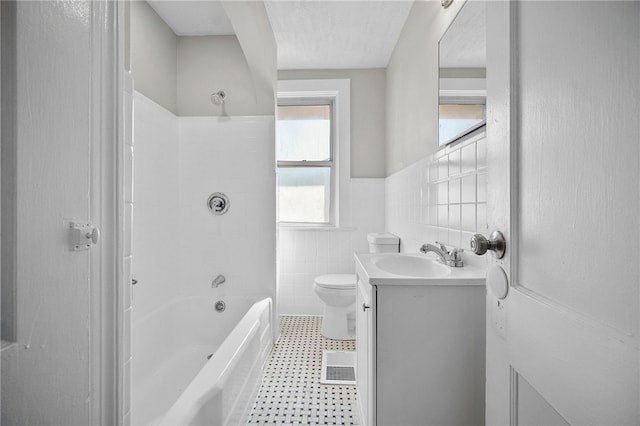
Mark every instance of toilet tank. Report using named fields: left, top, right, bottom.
left=367, top=233, right=400, bottom=253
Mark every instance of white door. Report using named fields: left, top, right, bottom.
left=1, top=2, right=119, bottom=424
left=485, top=2, right=639, bottom=425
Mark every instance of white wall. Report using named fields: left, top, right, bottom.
left=222, top=0, right=277, bottom=116
left=278, top=179, right=385, bottom=315
left=176, top=36, right=261, bottom=117
left=131, top=0, right=177, bottom=114
left=132, top=90, right=276, bottom=330
left=132, top=0, right=276, bottom=118
left=386, top=132, right=487, bottom=268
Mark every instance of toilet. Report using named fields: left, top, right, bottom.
left=314, top=232, right=400, bottom=340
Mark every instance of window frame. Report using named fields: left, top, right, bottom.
left=276, top=99, right=336, bottom=225
left=276, top=79, right=351, bottom=229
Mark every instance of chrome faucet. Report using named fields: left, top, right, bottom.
left=211, top=274, right=226, bottom=288
left=420, top=242, right=464, bottom=267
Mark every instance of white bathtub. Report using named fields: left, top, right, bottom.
left=132, top=297, right=273, bottom=426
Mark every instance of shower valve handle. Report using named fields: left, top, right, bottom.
left=207, top=192, right=230, bottom=215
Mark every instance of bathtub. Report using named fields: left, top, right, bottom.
left=132, top=297, right=273, bottom=426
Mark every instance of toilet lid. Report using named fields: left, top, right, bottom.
left=314, top=274, right=357, bottom=289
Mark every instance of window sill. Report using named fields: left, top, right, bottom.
left=278, top=223, right=356, bottom=232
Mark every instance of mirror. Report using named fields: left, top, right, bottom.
left=439, top=1, right=487, bottom=146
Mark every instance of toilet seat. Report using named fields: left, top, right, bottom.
left=314, top=274, right=356, bottom=290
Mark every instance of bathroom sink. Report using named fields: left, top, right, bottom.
left=370, top=254, right=450, bottom=278
left=354, top=252, right=485, bottom=286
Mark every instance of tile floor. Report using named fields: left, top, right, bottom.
left=247, top=316, right=358, bottom=426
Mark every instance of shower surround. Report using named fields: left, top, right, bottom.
left=131, top=92, right=276, bottom=421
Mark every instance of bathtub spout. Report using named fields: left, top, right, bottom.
left=211, top=274, right=226, bottom=288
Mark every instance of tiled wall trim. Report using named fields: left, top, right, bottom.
left=122, top=73, right=134, bottom=426
left=386, top=133, right=488, bottom=268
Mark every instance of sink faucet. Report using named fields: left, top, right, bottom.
left=420, top=242, right=464, bottom=267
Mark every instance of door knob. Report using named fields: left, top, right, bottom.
left=69, top=221, right=100, bottom=251
left=87, top=227, right=100, bottom=245
left=470, top=231, right=506, bottom=259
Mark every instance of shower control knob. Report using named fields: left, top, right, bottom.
left=207, top=192, right=230, bottom=215
left=470, top=231, right=506, bottom=259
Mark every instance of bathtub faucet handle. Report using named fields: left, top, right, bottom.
left=212, top=274, right=226, bottom=288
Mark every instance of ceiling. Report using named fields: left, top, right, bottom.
left=147, top=1, right=235, bottom=36
left=147, top=0, right=414, bottom=70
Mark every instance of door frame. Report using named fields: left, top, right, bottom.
left=485, top=3, right=516, bottom=421
left=0, top=0, right=124, bottom=423
left=88, top=1, right=124, bottom=424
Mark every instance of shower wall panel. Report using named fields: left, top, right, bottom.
left=132, top=91, right=276, bottom=328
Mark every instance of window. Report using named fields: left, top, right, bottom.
left=277, top=79, right=350, bottom=228
left=277, top=103, right=334, bottom=224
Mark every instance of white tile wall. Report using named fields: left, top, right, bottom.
left=131, top=92, right=181, bottom=320
left=178, top=116, right=277, bottom=311
left=133, top=93, right=276, bottom=316
left=386, top=133, right=488, bottom=268
left=278, top=179, right=385, bottom=315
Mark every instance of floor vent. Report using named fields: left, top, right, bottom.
left=320, top=350, right=356, bottom=385
left=326, top=366, right=356, bottom=381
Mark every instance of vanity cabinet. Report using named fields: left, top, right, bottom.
left=355, top=257, right=486, bottom=426
left=356, top=279, right=373, bottom=425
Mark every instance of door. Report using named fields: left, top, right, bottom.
left=1, top=1, right=119, bottom=424
left=485, top=2, right=639, bottom=425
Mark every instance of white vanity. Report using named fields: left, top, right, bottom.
left=354, top=252, right=486, bottom=426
